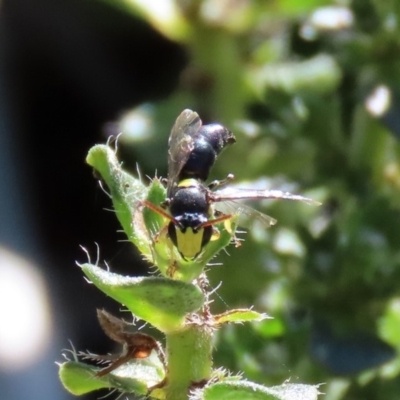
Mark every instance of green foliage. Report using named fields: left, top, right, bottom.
left=200, top=381, right=322, bottom=400
left=59, top=139, right=309, bottom=399
left=59, top=358, right=165, bottom=396
left=81, top=263, right=205, bottom=332
left=86, top=145, right=151, bottom=258
left=59, top=1, right=400, bottom=399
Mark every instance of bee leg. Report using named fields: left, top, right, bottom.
left=208, top=173, right=234, bottom=190
left=160, top=198, right=171, bottom=209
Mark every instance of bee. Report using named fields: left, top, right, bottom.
left=144, top=109, right=316, bottom=261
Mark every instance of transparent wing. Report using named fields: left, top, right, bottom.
left=211, top=187, right=321, bottom=206
left=214, top=200, right=277, bottom=229
left=167, top=109, right=202, bottom=196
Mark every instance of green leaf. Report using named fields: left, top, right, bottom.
left=59, top=362, right=110, bottom=395
left=268, top=382, right=322, bottom=400
left=214, top=309, right=271, bottom=324
left=86, top=145, right=152, bottom=259
left=81, top=263, right=205, bottom=332
left=142, top=177, right=167, bottom=236
left=199, top=380, right=322, bottom=400
left=59, top=355, right=165, bottom=396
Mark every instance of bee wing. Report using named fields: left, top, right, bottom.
left=167, top=109, right=202, bottom=196
left=214, top=200, right=277, bottom=229
left=211, top=187, right=321, bottom=206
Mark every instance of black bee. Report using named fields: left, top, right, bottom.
left=145, top=109, right=316, bottom=260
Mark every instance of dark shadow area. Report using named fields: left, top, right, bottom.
left=0, top=1, right=186, bottom=398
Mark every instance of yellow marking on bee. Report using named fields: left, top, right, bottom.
left=175, top=227, right=204, bottom=259
left=177, top=178, right=198, bottom=188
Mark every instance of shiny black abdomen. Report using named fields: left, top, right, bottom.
left=180, top=124, right=235, bottom=182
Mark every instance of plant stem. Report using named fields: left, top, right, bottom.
left=164, top=322, right=213, bottom=400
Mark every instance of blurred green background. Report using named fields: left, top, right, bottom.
left=108, top=1, right=400, bottom=400
left=2, top=0, right=400, bottom=399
